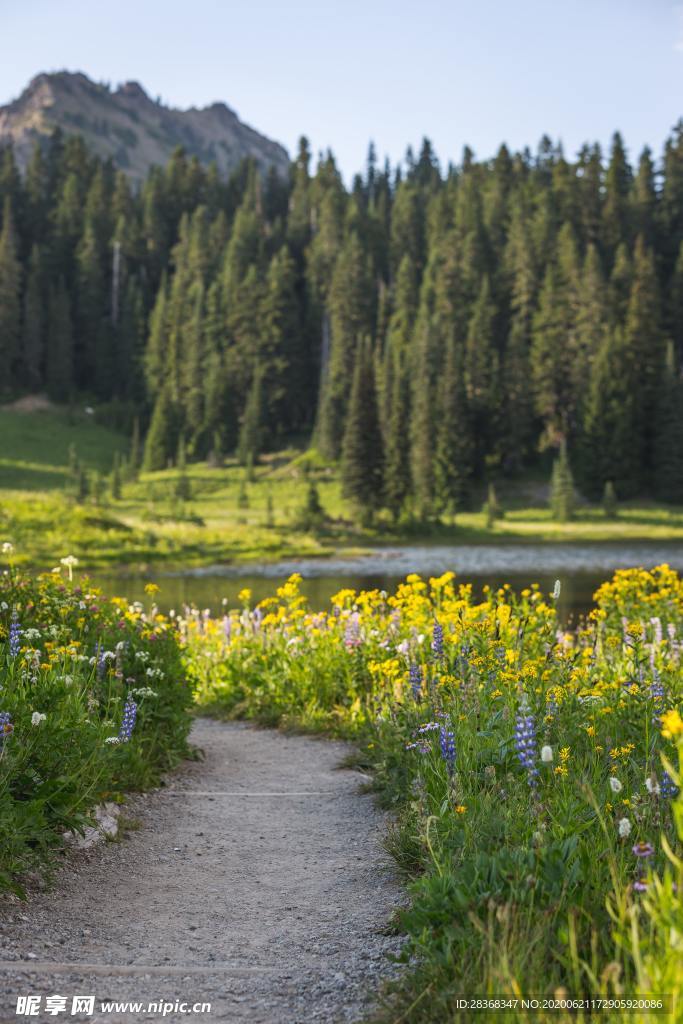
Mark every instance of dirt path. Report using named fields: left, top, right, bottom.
left=0, top=720, right=404, bottom=1023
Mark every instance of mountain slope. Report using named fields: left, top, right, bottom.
left=0, top=71, right=290, bottom=184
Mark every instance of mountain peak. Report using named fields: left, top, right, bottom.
left=0, top=70, right=290, bottom=184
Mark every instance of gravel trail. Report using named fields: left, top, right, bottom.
left=0, top=719, right=404, bottom=1023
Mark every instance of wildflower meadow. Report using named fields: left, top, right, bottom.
left=0, top=554, right=192, bottom=896
left=187, top=567, right=683, bottom=1021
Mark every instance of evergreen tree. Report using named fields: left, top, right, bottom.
left=143, top=385, right=177, bottom=471
left=550, top=441, right=575, bottom=522
left=341, top=339, right=384, bottom=520
left=299, top=478, right=325, bottom=530
left=45, top=278, right=74, bottom=399
left=602, top=481, right=618, bottom=519
left=578, top=327, right=640, bottom=499
left=623, top=237, right=663, bottom=485
left=0, top=198, right=21, bottom=384
left=653, top=342, right=683, bottom=503
left=434, top=337, right=474, bottom=516
left=129, top=416, right=141, bottom=480
left=383, top=344, right=412, bottom=521
left=21, top=244, right=44, bottom=389
left=483, top=482, right=502, bottom=528
left=238, top=370, right=267, bottom=465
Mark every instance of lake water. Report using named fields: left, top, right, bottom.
left=93, top=543, right=683, bottom=625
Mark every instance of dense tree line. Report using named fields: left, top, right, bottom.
left=1, top=125, right=683, bottom=514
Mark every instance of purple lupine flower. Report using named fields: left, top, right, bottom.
left=515, top=709, right=539, bottom=787
left=661, top=771, right=679, bottom=799
left=0, top=711, right=13, bottom=749
left=649, top=668, right=666, bottom=725
left=439, top=726, right=456, bottom=776
left=118, top=696, right=137, bottom=743
left=431, top=620, right=444, bottom=660
left=222, top=615, right=232, bottom=641
left=409, top=662, right=422, bottom=700
left=344, top=614, right=361, bottom=650
left=8, top=611, right=21, bottom=657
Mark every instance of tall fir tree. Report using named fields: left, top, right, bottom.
left=341, top=339, right=384, bottom=520
left=653, top=341, right=683, bottom=503
left=45, top=278, right=74, bottom=399
left=0, top=198, right=22, bottom=386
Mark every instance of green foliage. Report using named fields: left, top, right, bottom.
left=0, top=569, right=191, bottom=893
left=550, top=441, right=576, bottom=522
left=602, top=480, right=618, bottom=519
left=297, top=478, right=326, bottom=531
left=0, top=128, right=680, bottom=511
left=188, top=567, right=683, bottom=1012
left=340, top=339, right=384, bottom=520
left=482, top=482, right=502, bottom=528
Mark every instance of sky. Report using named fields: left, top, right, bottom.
left=2, top=0, right=683, bottom=181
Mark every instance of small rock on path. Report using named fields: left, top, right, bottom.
left=0, top=719, right=404, bottom=1023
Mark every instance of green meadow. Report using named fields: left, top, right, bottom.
left=2, top=405, right=683, bottom=571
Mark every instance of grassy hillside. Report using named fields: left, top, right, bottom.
left=1, top=405, right=683, bottom=570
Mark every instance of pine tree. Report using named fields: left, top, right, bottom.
left=129, top=416, right=141, bottom=480
left=550, top=441, right=575, bottom=522
left=143, top=385, right=177, bottom=471
left=579, top=326, right=640, bottom=500
left=653, top=341, right=683, bottom=503
left=341, top=339, right=384, bottom=520
left=317, top=233, right=374, bottom=458
left=0, top=198, right=22, bottom=385
left=21, top=244, right=44, bottom=389
left=299, top=478, right=325, bottom=530
left=465, top=274, right=498, bottom=468
left=238, top=371, right=267, bottom=465
left=433, top=337, right=474, bottom=517
left=383, top=344, right=412, bottom=521
left=602, top=132, right=632, bottom=257
left=45, top=278, right=74, bottom=399
left=483, top=482, right=502, bottom=528
left=623, top=237, right=663, bottom=486
left=602, top=481, right=618, bottom=519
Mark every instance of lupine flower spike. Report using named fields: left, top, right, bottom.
left=118, top=696, right=138, bottom=743
left=515, top=708, right=538, bottom=788
left=439, top=726, right=456, bottom=776
left=432, top=620, right=444, bottom=661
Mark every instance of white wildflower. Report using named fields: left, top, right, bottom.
left=541, top=745, right=554, bottom=763
left=2, top=542, right=14, bottom=555
left=104, top=736, right=121, bottom=745
left=618, top=817, right=632, bottom=838
left=645, top=777, right=661, bottom=796
left=609, top=777, right=623, bottom=793
left=31, top=712, right=46, bottom=726
left=552, top=579, right=561, bottom=600
left=60, top=555, right=79, bottom=581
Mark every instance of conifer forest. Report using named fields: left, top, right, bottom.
left=1, top=126, right=683, bottom=517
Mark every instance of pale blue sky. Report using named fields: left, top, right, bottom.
left=2, top=0, right=682, bottom=180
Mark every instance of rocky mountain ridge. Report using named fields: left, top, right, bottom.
left=0, top=71, right=290, bottom=184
